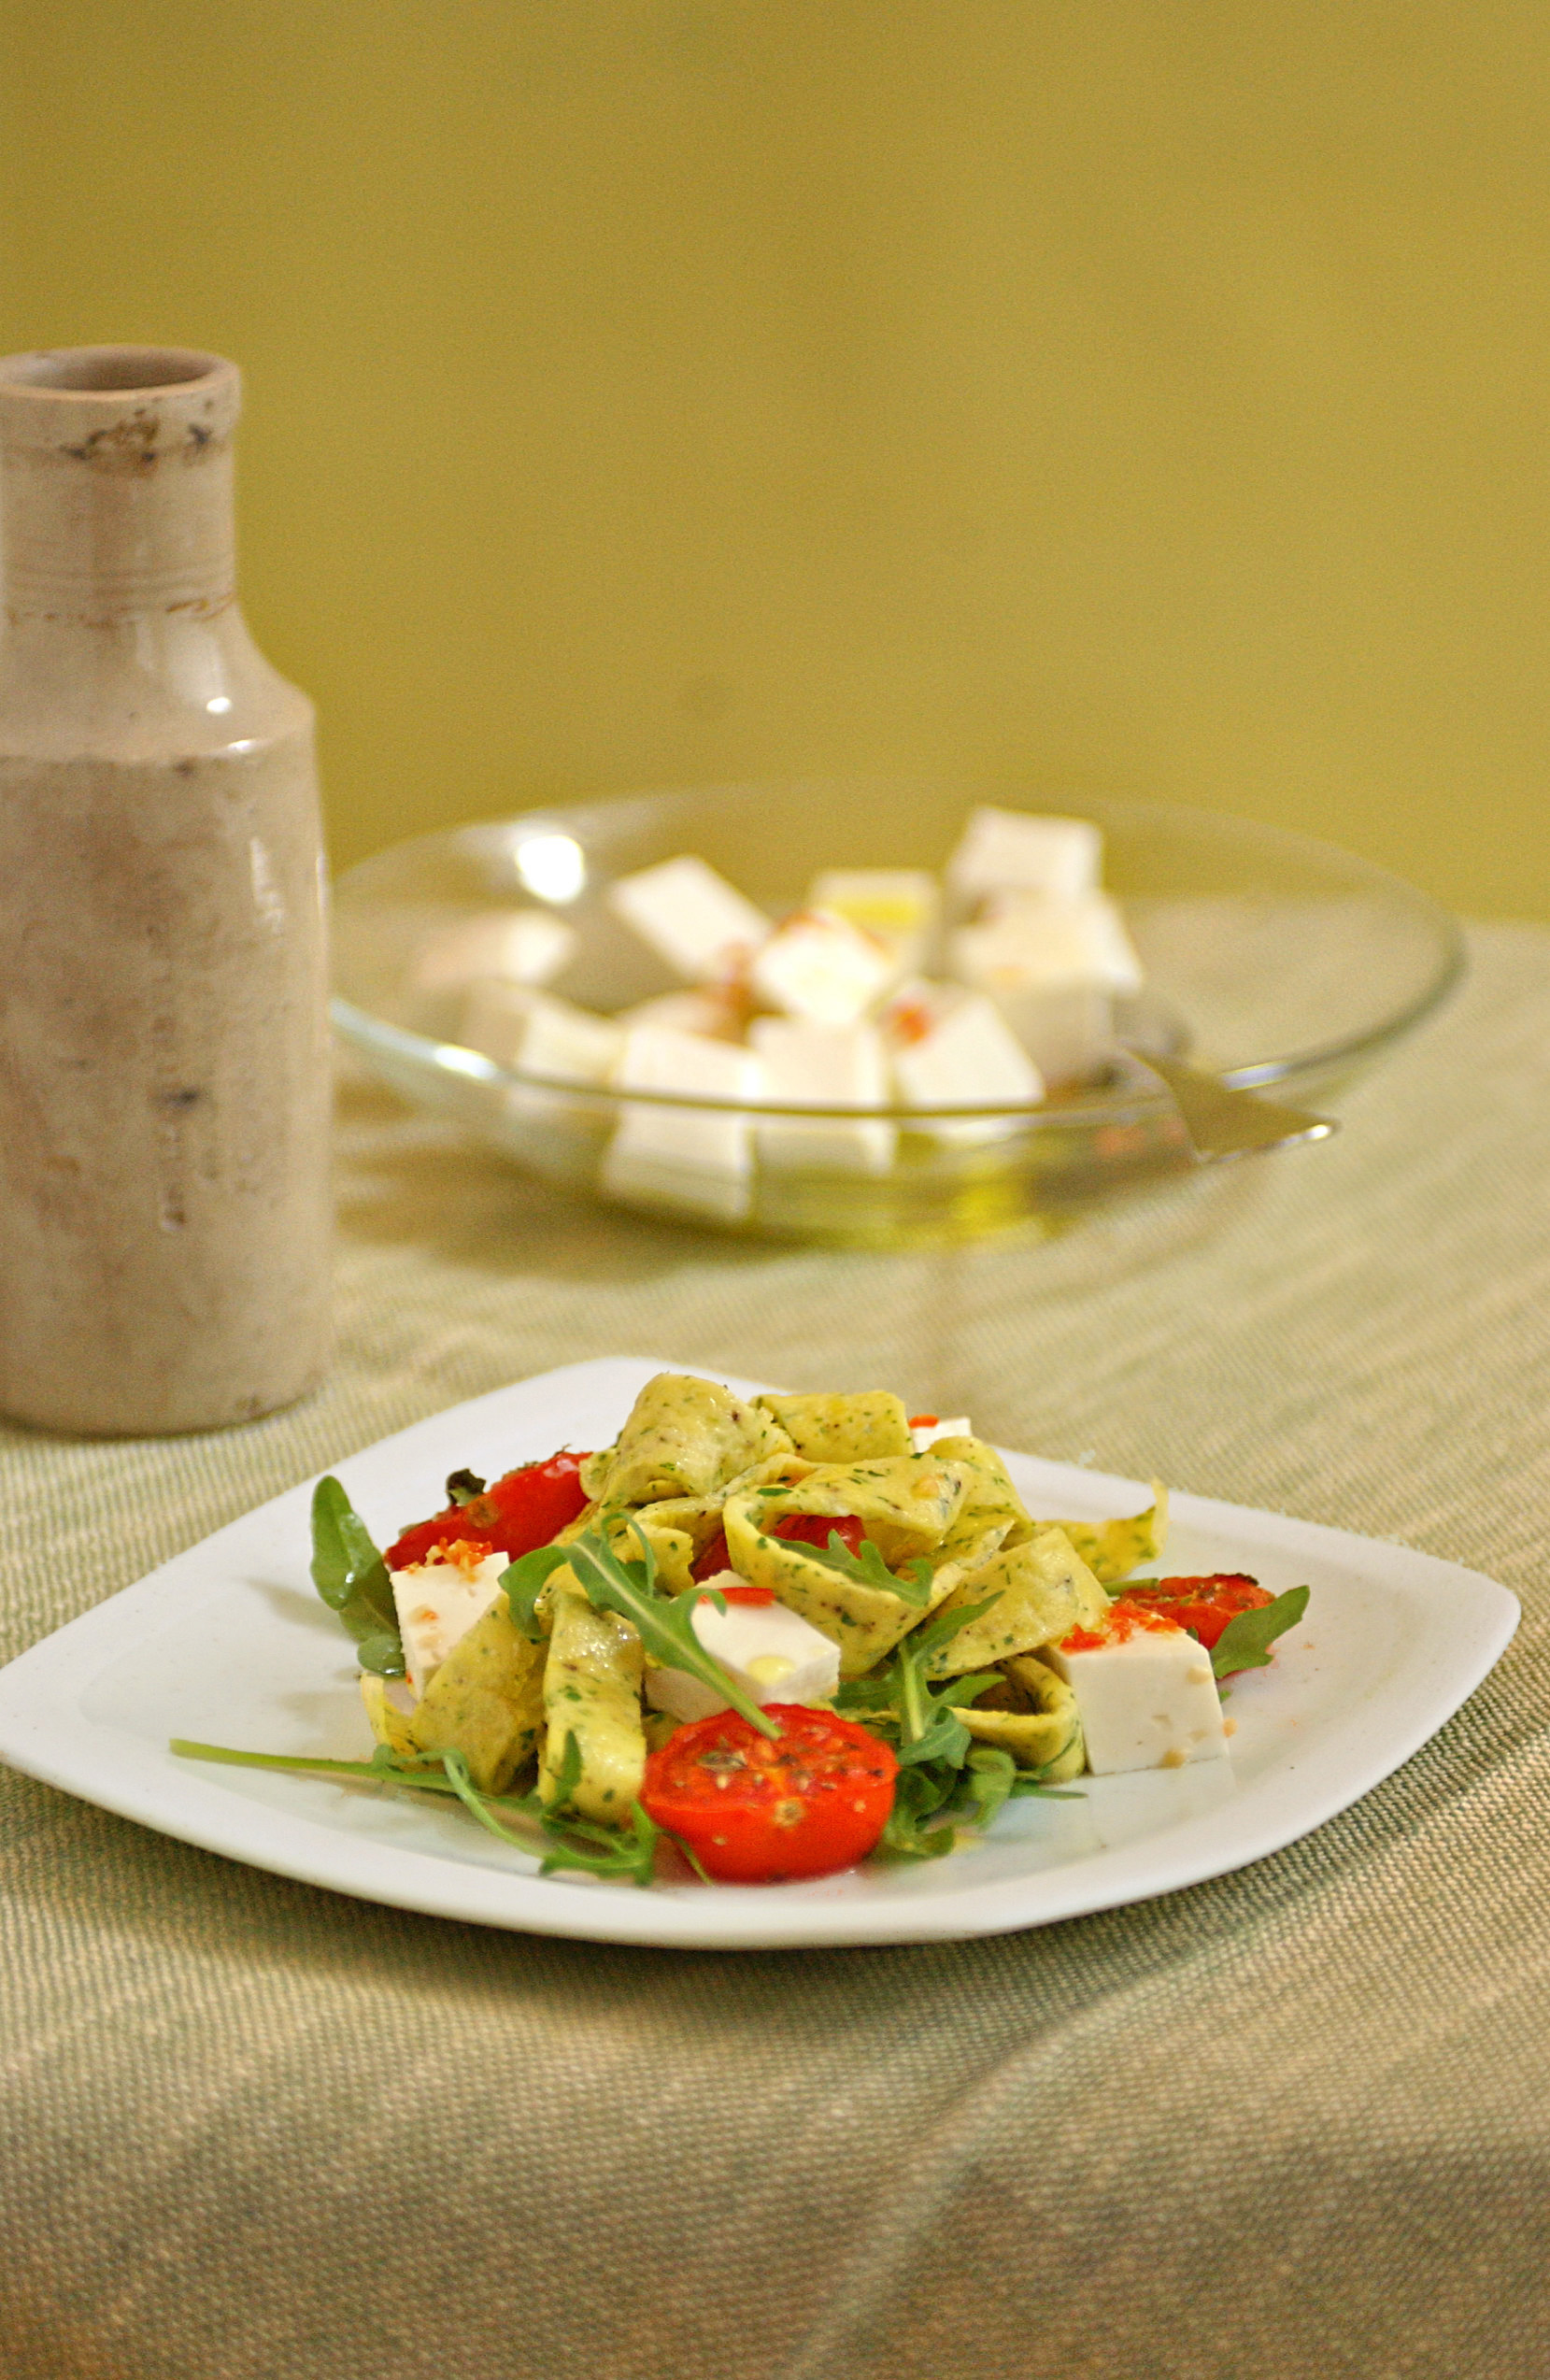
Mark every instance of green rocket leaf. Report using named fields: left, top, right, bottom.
left=788, top=1529, right=937, bottom=1608
left=1212, top=1585, right=1310, bottom=1678
left=308, top=1476, right=405, bottom=1677
left=502, top=1527, right=798, bottom=1749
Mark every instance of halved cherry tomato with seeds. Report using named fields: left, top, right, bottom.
left=384, top=1449, right=590, bottom=1571
left=641, top=1704, right=898, bottom=1883
left=1111, top=1574, right=1272, bottom=1652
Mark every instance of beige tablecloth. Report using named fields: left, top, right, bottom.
left=3, top=922, right=1547, bottom=2379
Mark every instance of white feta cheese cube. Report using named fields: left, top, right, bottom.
left=390, top=1550, right=509, bottom=1700
left=946, top=808, right=1103, bottom=905
left=807, top=869, right=940, bottom=974
left=747, top=1017, right=896, bottom=1174
left=910, top=1415, right=972, bottom=1452
left=644, top=1581, right=842, bottom=1723
left=1043, top=1618, right=1228, bottom=1775
left=976, top=982, right=1116, bottom=1088
left=747, top=907, right=900, bottom=1028
left=412, top=907, right=577, bottom=994
left=462, top=983, right=624, bottom=1084
left=618, top=988, right=747, bottom=1043
left=881, top=981, right=1044, bottom=1141
left=606, top=856, right=771, bottom=984
left=949, top=893, right=1141, bottom=1084
left=953, top=891, right=1144, bottom=994
left=603, top=1024, right=767, bottom=1220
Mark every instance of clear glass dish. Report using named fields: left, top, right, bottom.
left=332, top=779, right=1463, bottom=1247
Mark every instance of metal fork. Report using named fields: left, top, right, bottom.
left=1123, top=1048, right=1337, bottom=1163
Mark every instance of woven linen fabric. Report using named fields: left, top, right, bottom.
left=1, top=920, right=1546, bottom=2380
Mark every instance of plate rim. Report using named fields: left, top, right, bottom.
left=0, top=1355, right=1520, bottom=1951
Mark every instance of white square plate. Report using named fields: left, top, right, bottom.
left=0, top=1357, right=1518, bottom=1950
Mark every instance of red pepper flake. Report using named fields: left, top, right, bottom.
left=1061, top=1603, right=1183, bottom=1654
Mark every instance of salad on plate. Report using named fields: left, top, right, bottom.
left=174, top=1373, right=1307, bottom=1888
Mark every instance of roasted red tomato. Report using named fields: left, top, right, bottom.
left=384, top=1449, right=590, bottom=1571
left=1113, top=1574, right=1272, bottom=1651
left=640, top=1704, right=898, bottom=1883
left=690, top=1528, right=732, bottom=1582
left=770, top=1513, right=865, bottom=1558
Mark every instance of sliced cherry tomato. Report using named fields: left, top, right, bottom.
left=708, top=1585, right=775, bottom=1605
left=384, top=1449, right=590, bottom=1571
left=908, top=1413, right=938, bottom=1428
left=641, top=1704, right=898, bottom=1883
left=1111, top=1574, right=1271, bottom=1651
left=690, top=1528, right=732, bottom=1582
left=770, top=1512, right=865, bottom=1557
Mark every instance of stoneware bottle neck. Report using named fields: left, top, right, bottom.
left=0, top=347, right=240, bottom=624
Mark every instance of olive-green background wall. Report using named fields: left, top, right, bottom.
left=3, top=2, right=1546, bottom=915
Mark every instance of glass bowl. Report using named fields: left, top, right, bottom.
left=332, top=779, right=1463, bottom=1247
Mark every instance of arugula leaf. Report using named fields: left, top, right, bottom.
left=561, top=1521, right=781, bottom=1739
left=960, top=1744, right=1017, bottom=1830
left=169, top=1734, right=667, bottom=1888
left=875, top=1763, right=960, bottom=1860
left=841, top=1589, right=1093, bottom=1856
left=545, top=1726, right=586, bottom=1814
left=891, top=1603, right=999, bottom=1756
left=354, top=1630, right=405, bottom=1677
left=786, top=1530, right=937, bottom=1608
left=172, top=1735, right=536, bottom=1811
left=501, top=1542, right=572, bottom=1641
left=1212, top=1585, right=1310, bottom=1678
left=309, top=1477, right=405, bottom=1676
left=445, top=1467, right=487, bottom=1506
left=531, top=1799, right=663, bottom=1888
left=837, top=1600, right=1002, bottom=1779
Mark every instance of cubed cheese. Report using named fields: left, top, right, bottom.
left=978, top=983, right=1116, bottom=1089
left=748, top=907, right=899, bottom=1028
left=603, top=1023, right=767, bottom=1220
left=807, top=869, right=940, bottom=974
left=952, top=891, right=1144, bottom=994
left=948, top=894, right=1140, bottom=1085
left=910, top=1415, right=971, bottom=1452
left=618, top=987, right=748, bottom=1042
left=946, top=808, right=1103, bottom=905
left=462, top=983, right=624, bottom=1084
left=747, top=1017, right=895, bottom=1173
left=390, top=1551, right=509, bottom=1700
left=411, top=908, right=577, bottom=994
left=1043, top=1615, right=1228, bottom=1775
left=606, top=856, right=771, bottom=983
left=644, top=1580, right=842, bottom=1723
left=881, top=981, right=1044, bottom=1141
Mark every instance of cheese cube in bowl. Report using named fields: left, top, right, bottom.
left=881, top=982, right=1044, bottom=1143
left=747, top=1018, right=895, bottom=1174
left=946, top=808, right=1103, bottom=905
left=603, top=1025, right=768, bottom=1221
left=748, top=907, right=900, bottom=1029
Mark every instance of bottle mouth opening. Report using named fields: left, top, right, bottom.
left=0, top=347, right=227, bottom=396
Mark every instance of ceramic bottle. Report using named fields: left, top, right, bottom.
left=0, top=347, right=332, bottom=1433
